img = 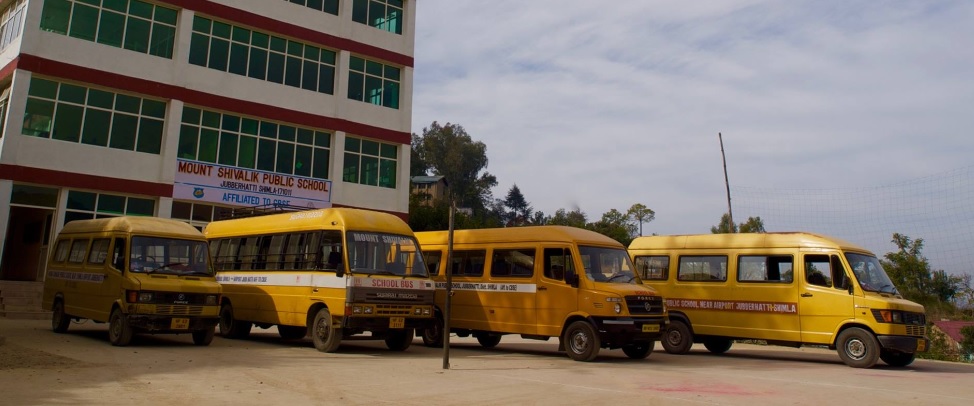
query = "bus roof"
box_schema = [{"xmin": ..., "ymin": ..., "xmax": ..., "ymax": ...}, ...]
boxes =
[
  {"xmin": 202, "ymin": 207, "xmax": 413, "ymax": 238},
  {"xmin": 628, "ymin": 232, "xmax": 870, "ymax": 253},
  {"xmin": 58, "ymin": 216, "xmax": 203, "ymax": 238},
  {"xmin": 416, "ymin": 226, "xmax": 623, "ymax": 248}
]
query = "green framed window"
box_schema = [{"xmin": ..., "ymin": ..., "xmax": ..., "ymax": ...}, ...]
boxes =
[
  {"xmin": 347, "ymin": 56, "xmax": 400, "ymax": 109},
  {"xmin": 179, "ymin": 106, "xmax": 332, "ymax": 181},
  {"xmin": 0, "ymin": 0, "xmax": 29, "ymax": 51},
  {"xmin": 352, "ymin": 0, "xmax": 402, "ymax": 35},
  {"xmin": 286, "ymin": 0, "xmax": 339, "ymax": 16},
  {"xmin": 189, "ymin": 16, "xmax": 337, "ymax": 95},
  {"xmin": 23, "ymin": 77, "xmax": 166, "ymax": 154},
  {"xmin": 342, "ymin": 136, "xmax": 397, "ymax": 188},
  {"xmin": 39, "ymin": 0, "xmax": 177, "ymax": 58},
  {"xmin": 64, "ymin": 190, "xmax": 155, "ymax": 224}
]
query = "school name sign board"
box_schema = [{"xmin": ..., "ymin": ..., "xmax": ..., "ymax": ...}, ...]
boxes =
[{"xmin": 173, "ymin": 159, "xmax": 332, "ymax": 208}]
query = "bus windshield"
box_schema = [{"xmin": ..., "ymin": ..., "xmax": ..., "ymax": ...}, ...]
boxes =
[
  {"xmin": 579, "ymin": 245, "xmax": 638, "ymax": 284},
  {"xmin": 347, "ymin": 231, "xmax": 429, "ymax": 278},
  {"xmin": 845, "ymin": 252, "xmax": 898, "ymax": 295},
  {"xmin": 130, "ymin": 236, "xmax": 212, "ymax": 276}
]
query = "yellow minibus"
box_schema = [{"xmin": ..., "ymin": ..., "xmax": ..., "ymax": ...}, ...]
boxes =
[
  {"xmin": 416, "ymin": 226, "xmax": 668, "ymax": 361},
  {"xmin": 203, "ymin": 207, "xmax": 435, "ymax": 352},
  {"xmin": 628, "ymin": 232, "xmax": 929, "ymax": 368},
  {"xmin": 42, "ymin": 217, "xmax": 221, "ymax": 346}
]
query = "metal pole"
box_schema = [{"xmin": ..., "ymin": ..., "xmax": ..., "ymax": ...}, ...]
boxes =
[
  {"xmin": 442, "ymin": 200, "xmax": 455, "ymax": 369},
  {"xmin": 719, "ymin": 132, "xmax": 734, "ymax": 228}
]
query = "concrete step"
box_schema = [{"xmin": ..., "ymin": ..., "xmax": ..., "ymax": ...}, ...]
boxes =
[
  {"xmin": 1, "ymin": 296, "xmax": 43, "ymax": 307},
  {"xmin": 0, "ymin": 310, "xmax": 51, "ymax": 320}
]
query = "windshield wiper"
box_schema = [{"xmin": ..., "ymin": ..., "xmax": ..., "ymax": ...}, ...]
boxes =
[{"xmin": 606, "ymin": 274, "xmax": 634, "ymax": 283}]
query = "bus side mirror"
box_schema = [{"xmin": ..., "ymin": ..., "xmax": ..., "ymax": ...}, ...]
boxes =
[{"xmin": 566, "ymin": 269, "xmax": 579, "ymax": 288}]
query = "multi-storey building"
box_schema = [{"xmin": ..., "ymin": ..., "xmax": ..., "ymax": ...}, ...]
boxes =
[{"xmin": 0, "ymin": 0, "xmax": 415, "ymax": 282}]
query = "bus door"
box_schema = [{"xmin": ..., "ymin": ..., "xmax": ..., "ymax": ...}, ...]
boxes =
[
  {"xmin": 487, "ymin": 248, "xmax": 537, "ymax": 334},
  {"xmin": 536, "ymin": 247, "xmax": 577, "ymax": 337},
  {"xmin": 799, "ymin": 253, "xmax": 854, "ymax": 344}
]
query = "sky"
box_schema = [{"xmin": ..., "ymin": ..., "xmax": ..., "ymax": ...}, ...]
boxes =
[{"xmin": 410, "ymin": 1, "xmax": 974, "ymax": 241}]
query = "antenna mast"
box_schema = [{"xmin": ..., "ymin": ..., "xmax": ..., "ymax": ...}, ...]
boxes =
[{"xmin": 719, "ymin": 132, "xmax": 734, "ymax": 227}]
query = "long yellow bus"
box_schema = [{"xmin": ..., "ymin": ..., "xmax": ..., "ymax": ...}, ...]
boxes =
[
  {"xmin": 628, "ymin": 232, "xmax": 929, "ymax": 368},
  {"xmin": 416, "ymin": 226, "xmax": 668, "ymax": 361},
  {"xmin": 42, "ymin": 217, "xmax": 221, "ymax": 346},
  {"xmin": 203, "ymin": 207, "xmax": 435, "ymax": 352}
]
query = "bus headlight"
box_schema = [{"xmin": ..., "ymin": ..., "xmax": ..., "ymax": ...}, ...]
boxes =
[
  {"xmin": 614, "ymin": 303, "xmax": 622, "ymax": 314},
  {"xmin": 127, "ymin": 291, "xmax": 154, "ymax": 303},
  {"xmin": 204, "ymin": 295, "xmax": 219, "ymax": 306}
]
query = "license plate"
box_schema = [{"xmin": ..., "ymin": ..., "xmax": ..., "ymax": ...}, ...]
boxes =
[
  {"xmin": 917, "ymin": 339, "xmax": 926, "ymax": 352},
  {"xmin": 171, "ymin": 318, "xmax": 190, "ymax": 330},
  {"xmin": 642, "ymin": 324, "xmax": 660, "ymax": 333},
  {"xmin": 389, "ymin": 317, "xmax": 405, "ymax": 329}
]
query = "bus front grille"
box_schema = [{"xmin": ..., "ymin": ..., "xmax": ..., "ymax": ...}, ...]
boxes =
[{"xmin": 155, "ymin": 305, "xmax": 205, "ymax": 316}]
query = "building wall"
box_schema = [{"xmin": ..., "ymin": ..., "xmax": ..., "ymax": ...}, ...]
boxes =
[{"xmin": 0, "ymin": 0, "xmax": 416, "ymax": 280}]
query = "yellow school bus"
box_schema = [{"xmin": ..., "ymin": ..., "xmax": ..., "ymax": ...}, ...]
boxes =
[
  {"xmin": 628, "ymin": 232, "xmax": 929, "ymax": 368},
  {"xmin": 42, "ymin": 217, "xmax": 221, "ymax": 346},
  {"xmin": 416, "ymin": 226, "xmax": 667, "ymax": 361},
  {"xmin": 203, "ymin": 207, "xmax": 435, "ymax": 352}
]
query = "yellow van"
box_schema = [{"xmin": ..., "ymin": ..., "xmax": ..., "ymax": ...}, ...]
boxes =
[
  {"xmin": 204, "ymin": 208, "xmax": 435, "ymax": 352},
  {"xmin": 42, "ymin": 217, "xmax": 221, "ymax": 346},
  {"xmin": 416, "ymin": 226, "xmax": 668, "ymax": 361},
  {"xmin": 628, "ymin": 232, "xmax": 929, "ymax": 368}
]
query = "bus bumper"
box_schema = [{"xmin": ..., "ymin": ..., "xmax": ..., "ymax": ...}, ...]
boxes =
[
  {"xmin": 592, "ymin": 316, "xmax": 667, "ymax": 347},
  {"xmin": 126, "ymin": 314, "xmax": 219, "ymax": 332},
  {"xmin": 344, "ymin": 316, "xmax": 435, "ymax": 330},
  {"xmin": 878, "ymin": 335, "xmax": 930, "ymax": 354}
]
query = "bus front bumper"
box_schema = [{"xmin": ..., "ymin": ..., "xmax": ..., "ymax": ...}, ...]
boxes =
[
  {"xmin": 878, "ymin": 335, "xmax": 930, "ymax": 354},
  {"xmin": 126, "ymin": 314, "xmax": 219, "ymax": 332},
  {"xmin": 592, "ymin": 316, "xmax": 667, "ymax": 347}
]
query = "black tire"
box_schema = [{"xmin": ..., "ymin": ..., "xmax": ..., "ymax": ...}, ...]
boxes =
[
  {"xmin": 880, "ymin": 350, "xmax": 916, "ymax": 367},
  {"xmin": 52, "ymin": 300, "xmax": 70, "ymax": 333},
  {"xmin": 192, "ymin": 326, "xmax": 215, "ymax": 346},
  {"xmin": 563, "ymin": 321, "xmax": 600, "ymax": 362},
  {"xmin": 278, "ymin": 325, "xmax": 308, "ymax": 340},
  {"xmin": 703, "ymin": 337, "xmax": 733, "ymax": 354},
  {"xmin": 108, "ymin": 308, "xmax": 133, "ymax": 346},
  {"xmin": 420, "ymin": 314, "xmax": 444, "ymax": 347},
  {"xmin": 475, "ymin": 333, "xmax": 502, "ymax": 348},
  {"xmin": 836, "ymin": 327, "xmax": 880, "ymax": 368},
  {"xmin": 661, "ymin": 320, "xmax": 693, "ymax": 354},
  {"xmin": 219, "ymin": 303, "xmax": 252, "ymax": 339},
  {"xmin": 622, "ymin": 341, "xmax": 654, "ymax": 359},
  {"xmin": 385, "ymin": 329, "xmax": 415, "ymax": 351},
  {"xmin": 311, "ymin": 308, "xmax": 342, "ymax": 353}
]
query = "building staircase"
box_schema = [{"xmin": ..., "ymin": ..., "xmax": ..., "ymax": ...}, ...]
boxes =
[{"xmin": 0, "ymin": 281, "xmax": 50, "ymax": 320}]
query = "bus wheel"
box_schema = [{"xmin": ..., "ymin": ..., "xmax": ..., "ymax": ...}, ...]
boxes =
[
  {"xmin": 385, "ymin": 329, "xmax": 415, "ymax": 351},
  {"xmin": 622, "ymin": 341, "xmax": 654, "ymax": 359},
  {"xmin": 219, "ymin": 303, "xmax": 252, "ymax": 339},
  {"xmin": 192, "ymin": 326, "xmax": 215, "ymax": 346},
  {"xmin": 836, "ymin": 327, "xmax": 880, "ymax": 368},
  {"xmin": 662, "ymin": 320, "xmax": 693, "ymax": 354},
  {"xmin": 703, "ymin": 337, "xmax": 733, "ymax": 354},
  {"xmin": 421, "ymin": 315, "xmax": 444, "ymax": 347},
  {"xmin": 278, "ymin": 325, "xmax": 308, "ymax": 340},
  {"xmin": 880, "ymin": 350, "xmax": 915, "ymax": 367},
  {"xmin": 312, "ymin": 308, "xmax": 342, "ymax": 353},
  {"xmin": 108, "ymin": 308, "xmax": 133, "ymax": 346},
  {"xmin": 475, "ymin": 333, "xmax": 502, "ymax": 348},
  {"xmin": 563, "ymin": 321, "xmax": 600, "ymax": 362},
  {"xmin": 52, "ymin": 300, "xmax": 70, "ymax": 333}
]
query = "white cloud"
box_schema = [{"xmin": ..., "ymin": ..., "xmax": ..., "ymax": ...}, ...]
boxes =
[{"xmin": 412, "ymin": 1, "xmax": 974, "ymax": 236}]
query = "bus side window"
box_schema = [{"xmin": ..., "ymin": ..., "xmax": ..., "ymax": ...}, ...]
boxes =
[
  {"xmin": 634, "ymin": 255, "xmax": 669, "ymax": 281},
  {"xmin": 804, "ymin": 255, "xmax": 832, "ymax": 287},
  {"xmin": 830, "ymin": 255, "xmax": 849, "ymax": 290},
  {"xmin": 424, "ymin": 250, "xmax": 442, "ymax": 276},
  {"xmin": 112, "ymin": 238, "xmax": 125, "ymax": 271},
  {"xmin": 543, "ymin": 248, "xmax": 566, "ymax": 281}
]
